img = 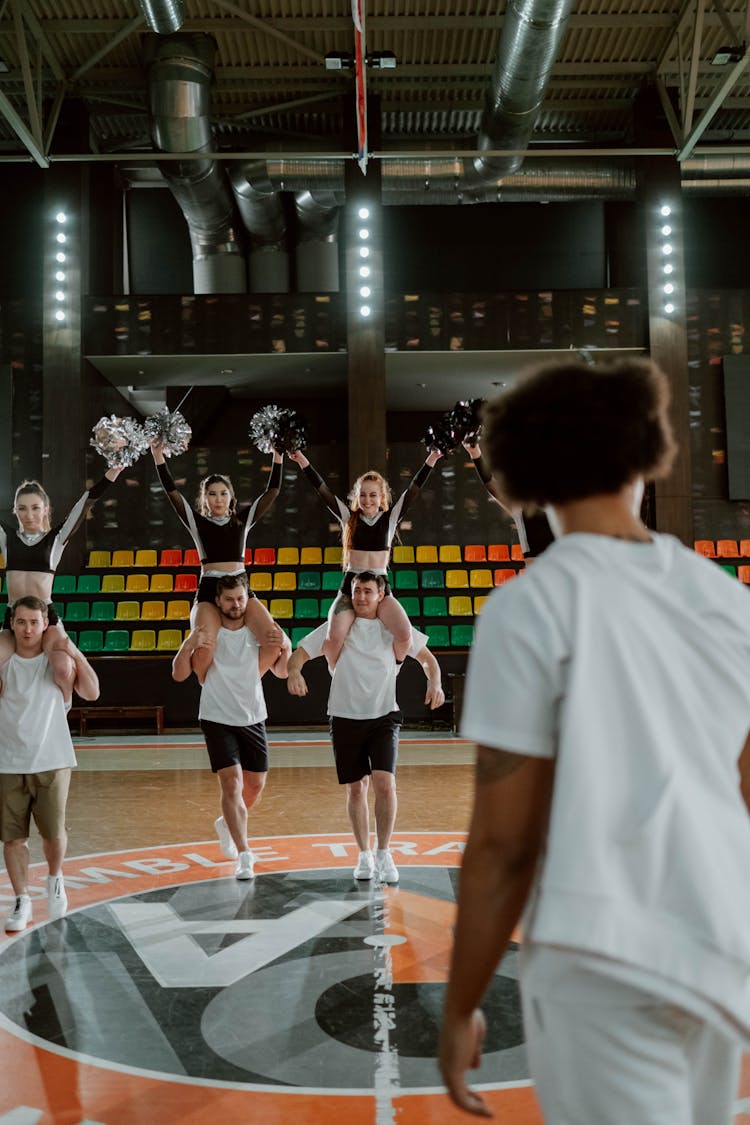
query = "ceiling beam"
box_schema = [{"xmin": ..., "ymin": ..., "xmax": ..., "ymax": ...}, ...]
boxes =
[
  {"xmin": 211, "ymin": 0, "xmax": 326, "ymax": 64},
  {"xmin": 0, "ymin": 87, "xmax": 47, "ymax": 165},
  {"xmin": 11, "ymin": 0, "xmax": 43, "ymax": 158},
  {"xmin": 70, "ymin": 14, "xmax": 144, "ymax": 82},
  {"xmin": 678, "ymin": 49, "xmax": 750, "ymax": 158},
  {"xmin": 683, "ymin": 0, "xmax": 707, "ymax": 133}
]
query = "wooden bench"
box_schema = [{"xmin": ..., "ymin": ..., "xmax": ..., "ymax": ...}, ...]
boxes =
[{"xmin": 68, "ymin": 705, "xmax": 165, "ymax": 736}]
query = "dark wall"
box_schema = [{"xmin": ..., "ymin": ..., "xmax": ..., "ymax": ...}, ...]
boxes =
[
  {"xmin": 0, "ymin": 169, "xmax": 45, "ymax": 298},
  {"xmin": 126, "ymin": 188, "xmax": 193, "ymax": 294},
  {"xmin": 683, "ymin": 198, "xmax": 750, "ymax": 288}
]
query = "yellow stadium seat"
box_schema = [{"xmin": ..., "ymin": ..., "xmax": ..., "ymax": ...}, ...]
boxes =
[
  {"xmin": 88, "ymin": 551, "xmax": 111, "ymax": 568},
  {"xmin": 277, "ymin": 547, "xmax": 300, "ymax": 565},
  {"xmin": 273, "ymin": 571, "xmax": 297, "ymax": 591},
  {"xmin": 324, "ymin": 546, "xmax": 343, "ymax": 565},
  {"xmin": 470, "ymin": 568, "xmax": 493, "ymax": 588},
  {"xmin": 446, "ymin": 569, "xmax": 469, "ymax": 588},
  {"xmin": 125, "ymin": 574, "xmax": 149, "ymax": 593},
  {"xmin": 101, "ymin": 575, "xmax": 125, "ymax": 593},
  {"xmin": 439, "ymin": 544, "xmax": 462, "ymax": 563},
  {"xmin": 166, "ymin": 600, "xmax": 191, "ymax": 620},
  {"xmin": 249, "ymin": 572, "xmax": 272, "ymax": 592},
  {"xmin": 449, "ymin": 596, "xmax": 473, "ymax": 616},
  {"xmin": 141, "ymin": 600, "xmax": 165, "ymax": 621},
  {"xmin": 150, "ymin": 573, "xmax": 173, "ymax": 593},
  {"xmin": 474, "ymin": 596, "xmax": 488, "ymax": 614},
  {"xmin": 300, "ymin": 547, "xmax": 323, "ymax": 565},
  {"xmin": 392, "ymin": 546, "xmax": 415, "ymax": 564},
  {"xmin": 112, "ymin": 550, "xmax": 134, "ymax": 568},
  {"xmin": 416, "ymin": 545, "xmax": 438, "ymax": 563},
  {"xmin": 130, "ymin": 629, "xmax": 156, "ymax": 651},
  {"xmin": 270, "ymin": 598, "xmax": 294, "ymax": 619},
  {"xmin": 135, "ymin": 549, "xmax": 157, "ymax": 568},
  {"xmin": 115, "ymin": 601, "xmax": 140, "ymax": 621},
  {"xmin": 157, "ymin": 629, "xmax": 183, "ymax": 651}
]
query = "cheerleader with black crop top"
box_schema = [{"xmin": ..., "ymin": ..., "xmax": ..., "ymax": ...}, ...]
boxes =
[
  {"xmin": 0, "ymin": 468, "xmax": 122, "ymax": 697},
  {"xmin": 151, "ymin": 441, "xmax": 286, "ymax": 683},
  {"xmin": 463, "ymin": 440, "xmax": 554, "ymax": 561},
  {"xmin": 289, "ymin": 448, "xmax": 442, "ymax": 666}
]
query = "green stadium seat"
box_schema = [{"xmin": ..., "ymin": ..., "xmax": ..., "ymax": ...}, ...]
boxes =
[
  {"xmin": 422, "ymin": 570, "xmax": 445, "ymax": 589},
  {"xmin": 394, "ymin": 570, "xmax": 418, "ymax": 590},
  {"xmin": 292, "ymin": 626, "xmax": 314, "ymax": 646},
  {"xmin": 298, "ymin": 571, "xmax": 321, "ymax": 591},
  {"xmin": 320, "ymin": 597, "xmax": 334, "ymax": 617},
  {"xmin": 423, "ymin": 596, "xmax": 448, "ymax": 617},
  {"xmin": 399, "ymin": 597, "xmax": 420, "ymax": 617},
  {"xmin": 90, "ymin": 601, "xmax": 115, "ymax": 623},
  {"xmin": 78, "ymin": 629, "xmax": 104, "ymax": 652},
  {"xmin": 52, "ymin": 575, "xmax": 76, "ymax": 594},
  {"xmin": 451, "ymin": 624, "xmax": 475, "ymax": 646},
  {"xmin": 425, "ymin": 624, "xmax": 449, "ymax": 647},
  {"xmin": 77, "ymin": 574, "xmax": 101, "ymax": 594},
  {"xmin": 66, "ymin": 630, "xmax": 77, "ymax": 646},
  {"xmin": 65, "ymin": 601, "xmax": 90, "ymax": 623},
  {"xmin": 721, "ymin": 564, "xmax": 737, "ymax": 576},
  {"xmin": 322, "ymin": 570, "xmax": 342, "ymax": 591},
  {"xmin": 103, "ymin": 630, "xmax": 129, "ymax": 653},
  {"xmin": 295, "ymin": 598, "xmax": 319, "ymax": 619}
]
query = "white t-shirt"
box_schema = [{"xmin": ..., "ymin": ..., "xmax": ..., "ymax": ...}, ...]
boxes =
[
  {"xmin": 462, "ymin": 532, "xmax": 750, "ymax": 1043},
  {"xmin": 0, "ymin": 653, "xmax": 76, "ymax": 773},
  {"xmin": 300, "ymin": 618, "xmax": 428, "ymax": 720},
  {"xmin": 199, "ymin": 626, "xmax": 267, "ymax": 727}
]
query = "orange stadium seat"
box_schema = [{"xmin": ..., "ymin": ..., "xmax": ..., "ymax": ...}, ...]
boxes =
[
  {"xmin": 488, "ymin": 544, "xmax": 510, "ymax": 562},
  {"xmin": 464, "ymin": 545, "xmax": 487, "ymax": 562},
  {"xmin": 159, "ymin": 549, "xmax": 182, "ymax": 567},
  {"xmin": 716, "ymin": 539, "xmax": 739, "ymax": 558},
  {"xmin": 254, "ymin": 548, "xmax": 276, "ymax": 565},
  {"xmin": 174, "ymin": 573, "xmax": 198, "ymax": 593},
  {"xmin": 693, "ymin": 540, "xmax": 715, "ymax": 557},
  {"xmin": 183, "ymin": 549, "xmax": 200, "ymax": 567}
]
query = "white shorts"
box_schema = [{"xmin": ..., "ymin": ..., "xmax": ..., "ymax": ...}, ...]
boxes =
[{"xmin": 520, "ymin": 945, "xmax": 741, "ymax": 1125}]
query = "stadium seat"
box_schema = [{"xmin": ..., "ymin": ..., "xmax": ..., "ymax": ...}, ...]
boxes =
[
  {"xmin": 446, "ymin": 569, "xmax": 469, "ymax": 588},
  {"xmin": 716, "ymin": 539, "xmax": 739, "ymax": 558},
  {"xmin": 174, "ymin": 573, "xmax": 198, "ymax": 593},
  {"xmin": 392, "ymin": 546, "xmax": 415, "ymax": 564},
  {"xmin": 166, "ymin": 600, "xmax": 191, "ymax": 620},
  {"xmin": 470, "ymin": 569, "xmax": 493, "ymax": 588},
  {"xmin": 77, "ymin": 575, "xmax": 101, "ymax": 594},
  {"xmin": 423, "ymin": 596, "xmax": 448, "ymax": 617},
  {"xmin": 322, "ymin": 570, "xmax": 342, "ymax": 591},
  {"xmin": 421, "ymin": 570, "xmax": 445, "ymax": 589},
  {"xmin": 125, "ymin": 574, "xmax": 149, "ymax": 593},
  {"xmin": 292, "ymin": 626, "xmax": 314, "ymax": 646},
  {"xmin": 141, "ymin": 600, "xmax": 166, "ymax": 621},
  {"xmin": 115, "ymin": 601, "xmax": 140, "ymax": 621},
  {"xmin": 274, "ymin": 572, "xmax": 297, "ymax": 591},
  {"xmin": 416, "ymin": 545, "xmax": 438, "ymax": 564},
  {"xmin": 494, "ymin": 569, "xmax": 516, "ymax": 586},
  {"xmin": 464, "ymin": 545, "xmax": 487, "ymax": 562},
  {"xmin": 159, "ymin": 549, "xmax": 182, "ymax": 567},
  {"xmin": 320, "ymin": 597, "xmax": 334, "ymax": 617},
  {"xmin": 721, "ymin": 565, "xmax": 737, "ymax": 577},
  {"xmin": 451, "ymin": 624, "xmax": 474, "ymax": 646},
  {"xmin": 740, "ymin": 540, "xmax": 750, "ymax": 558},
  {"xmin": 157, "ymin": 629, "xmax": 182, "ymax": 651},
  {"xmin": 254, "ymin": 547, "xmax": 276, "ymax": 566},
  {"xmin": 488, "ymin": 544, "xmax": 510, "ymax": 562},
  {"xmin": 244, "ymin": 548, "xmax": 253, "ymax": 565},
  {"xmin": 449, "ymin": 596, "xmax": 473, "ymax": 616},
  {"xmin": 249, "ymin": 572, "xmax": 272, "ymax": 592},
  {"xmin": 65, "ymin": 630, "xmax": 76, "ymax": 646},
  {"xmin": 474, "ymin": 596, "xmax": 488, "ymax": 614},
  {"xmin": 277, "ymin": 547, "xmax": 300, "ymax": 565},
  {"xmin": 693, "ymin": 540, "xmax": 715, "ymax": 557},
  {"xmin": 399, "ymin": 597, "xmax": 420, "ymax": 617},
  {"xmin": 150, "ymin": 573, "xmax": 173, "ymax": 593},
  {"xmin": 183, "ymin": 549, "xmax": 200, "ymax": 567},
  {"xmin": 425, "ymin": 624, "xmax": 450, "ymax": 647},
  {"xmin": 298, "ymin": 571, "xmax": 321, "ymax": 591},
  {"xmin": 101, "ymin": 575, "xmax": 125, "ymax": 593},
  {"xmin": 78, "ymin": 630, "xmax": 104, "ymax": 653},
  {"xmin": 130, "ymin": 629, "xmax": 156, "ymax": 651},
  {"xmin": 87, "ymin": 551, "xmax": 111, "ymax": 568},
  {"xmin": 511, "ymin": 545, "xmax": 524, "ymax": 562},
  {"xmin": 52, "ymin": 575, "xmax": 76, "ymax": 595},
  {"xmin": 112, "ymin": 550, "xmax": 134, "ymax": 568},
  {"xmin": 301, "ymin": 547, "xmax": 323, "ymax": 565},
  {"xmin": 439, "ymin": 545, "xmax": 462, "ymax": 563},
  {"xmin": 394, "ymin": 570, "xmax": 418, "ymax": 590},
  {"xmin": 738, "ymin": 566, "xmax": 750, "ymax": 584},
  {"xmin": 135, "ymin": 550, "xmax": 157, "ymax": 568},
  {"xmin": 295, "ymin": 598, "xmax": 319, "ymax": 619},
  {"xmin": 323, "ymin": 546, "xmax": 342, "ymax": 565},
  {"xmin": 103, "ymin": 630, "xmax": 129, "ymax": 653},
  {"xmin": 64, "ymin": 602, "xmax": 89, "ymax": 623},
  {"xmin": 90, "ymin": 601, "xmax": 115, "ymax": 623},
  {"xmin": 270, "ymin": 599, "xmax": 293, "ymax": 619}
]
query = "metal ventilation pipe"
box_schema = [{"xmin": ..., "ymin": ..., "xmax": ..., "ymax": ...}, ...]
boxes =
[
  {"xmin": 137, "ymin": 0, "xmax": 185, "ymax": 34},
  {"xmin": 145, "ymin": 33, "xmax": 245, "ymax": 294},
  {"xmin": 471, "ymin": 0, "xmax": 574, "ymax": 187},
  {"xmin": 294, "ymin": 189, "xmax": 342, "ymax": 291},
  {"xmin": 228, "ymin": 162, "xmax": 289, "ymax": 292}
]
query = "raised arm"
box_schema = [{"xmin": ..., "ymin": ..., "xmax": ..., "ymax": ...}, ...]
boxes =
[
  {"xmin": 392, "ymin": 449, "xmax": 442, "ymax": 521},
  {"xmin": 238, "ymin": 451, "xmax": 283, "ymax": 529},
  {"xmin": 463, "ymin": 441, "xmax": 512, "ymax": 515},
  {"xmin": 53, "ymin": 466, "xmax": 124, "ymax": 554},
  {"xmin": 151, "ymin": 440, "xmax": 189, "ymax": 523},
  {"xmin": 287, "ymin": 451, "xmax": 348, "ymax": 522},
  {"xmin": 414, "ymin": 645, "xmax": 445, "ymax": 710}
]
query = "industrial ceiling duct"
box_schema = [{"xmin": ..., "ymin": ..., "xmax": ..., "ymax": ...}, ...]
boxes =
[
  {"xmin": 470, "ymin": 0, "xmax": 574, "ymax": 188},
  {"xmin": 294, "ymin": 189, "xmax": 342, "ymax": 292},
  {"xmin": 228, "ymin": 162, "xmax": 289, "ymax": 293},
  {"xmin": 145, "ymin": 33, "xmax": 246, "ymax": 294},
  {"xmin": 137, "ymin": 0, "xmax": 185, "ymax": 35}
]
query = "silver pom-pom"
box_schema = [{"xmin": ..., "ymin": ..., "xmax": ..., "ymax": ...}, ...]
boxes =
[
  {"xmin": 90, "ymin": 415, "xmax": 149, "ymax": 469},
  {"xmin": 249, "ymin": 404, "xmax": 307, "ymax": 455},
  {"xmin": 143, "ymin": 406, "xmax": 192, "ymax": 458}
]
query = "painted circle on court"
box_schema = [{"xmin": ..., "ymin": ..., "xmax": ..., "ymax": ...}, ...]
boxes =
[{"xmin": 0, "ymin": 833, "xmax": 543, "ymax": 1123}]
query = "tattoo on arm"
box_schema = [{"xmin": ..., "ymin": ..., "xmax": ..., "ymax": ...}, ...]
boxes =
[
  {"xmin": 475, "ymin": 746, "xmax": 527, "ymax": 784},
  {"xmin": 332, "ymin": 596, "xmax": 353, "ymax": 616}
]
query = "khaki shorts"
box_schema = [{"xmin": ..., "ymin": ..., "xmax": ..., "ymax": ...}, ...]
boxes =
[{"xmin": 0, "ymin": 769, "xmax": 71, "ymax": 842}]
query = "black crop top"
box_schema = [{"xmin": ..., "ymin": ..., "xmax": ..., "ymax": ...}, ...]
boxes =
[
  {"xmin": 156, "ymin": 461, "xmax": 282, "ymax": 565},
  {"xmin": 0, "ymin": 476, "xmax": 114, "ymax": 575}
]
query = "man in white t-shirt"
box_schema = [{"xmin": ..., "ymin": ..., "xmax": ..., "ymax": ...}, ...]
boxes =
[
  {"xmin": 173, "ymin": 573, "xmax": 289, "ymax": 880},
  {"xmin": 287, "ymin": 571, "xmax": 444, "ymax": 884},
  {"xmin": 439, "ymin": 358, "xmax": 750, "ymax": 1124},
  {"xmin": 0, "ymin": 596, "xmax": 100, "ymax": 933}
]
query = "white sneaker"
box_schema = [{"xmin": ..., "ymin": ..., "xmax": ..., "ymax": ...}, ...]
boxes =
[
  {"xmin": 353, "ymin": 850, "xmax": 375, "ymax": 880},
  {"xmin": 235, "ymin": 850, "xmax": 255, "ymax": 880},
  {"xmin": 376, "ymin": 850, "xmax": 400, "ymax": 884},
  {"xmin": 47, "ymin": 875, "xmax": 68, "ymax": 921},
  {"xmin": 215, "ymin": 816, "xmax": 239, "ymax": 860},
  {"xmin": 5, "ymin": 895, "xmax": 32, "ymax": 932}
]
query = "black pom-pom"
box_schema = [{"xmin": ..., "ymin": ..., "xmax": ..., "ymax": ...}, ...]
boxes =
[
  {"xmin": 422, "ymin": 415, "xmax": 458, "ymax": 455},
  {"xmin": 249, "ymin": 405, "xmax": 307, "ymax": 455},
  {"xmin": 450, "ymin": 398, "xmax": 485, "ymax": 444}
]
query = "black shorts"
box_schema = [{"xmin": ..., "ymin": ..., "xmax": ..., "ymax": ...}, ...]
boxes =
[
  {"xmin": 3, "ymin": 603, "xmax": 59, "ymax": 629},
  {"xmin": 329, "ymin": 711, "xmax": 401, "ymax": 784},
  {"xmin": 196, "ymin": 574, "xmax": 257, "ymax": 606},
  {"xmin": 200, "ymin": 719, "xmax": 269, "ymax": 774},
  {"xmin": 338, "ymin": 571, "xmax": 393, "ymax": 599}
]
